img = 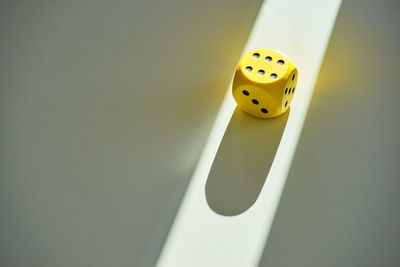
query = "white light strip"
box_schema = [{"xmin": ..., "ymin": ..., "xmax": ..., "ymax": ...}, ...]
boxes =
[{"xmin": 156, "ymin": 1, "xmax": 341, "ymax": 266}]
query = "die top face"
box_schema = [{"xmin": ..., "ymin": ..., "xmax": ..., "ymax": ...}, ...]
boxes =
[{"xmin": 238, "ymin": 48, "xmax": 289, "ymax": 84}]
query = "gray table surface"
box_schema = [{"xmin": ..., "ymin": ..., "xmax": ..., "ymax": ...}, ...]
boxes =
[
  {"xmin": 259, "ymin": 0, "xmax": 400, "ymax": 266},
  {"xmin": 0, "ymin": 1, "xmax": 262, "ymax": 266},
  {"xmin": 2, "ymin": 0, "xmax": 399, "ymax": 266}
]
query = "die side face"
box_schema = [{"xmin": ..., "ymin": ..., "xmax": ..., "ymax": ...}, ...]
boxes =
[
  {"xmin": 281, "ymin": 70, "xmax": 298, "ymax": 112},
  {"xmin": 232, "ymin": 83, "xmax": 280, "ymax": 118},
  {"xmin": 232, "ymin": 48, "xmax": 298, "ymax": 118}
]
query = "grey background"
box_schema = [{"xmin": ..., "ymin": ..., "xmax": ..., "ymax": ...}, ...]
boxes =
[
  {"xmin": 2, "ymin": 0, "xmax": 399, "ymax": 266},
  {"xmin": 0, "ymin": 0, "xmax": 262, "ymax": 266},
  {"xmin": 260, "ymin": 0, "xmax": 400, "ymax": 266}
]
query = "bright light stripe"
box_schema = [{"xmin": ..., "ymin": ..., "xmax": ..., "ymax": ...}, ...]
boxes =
[{"xmin": 156, "ymin": 1, "xmax": 342, "ymax": 266}]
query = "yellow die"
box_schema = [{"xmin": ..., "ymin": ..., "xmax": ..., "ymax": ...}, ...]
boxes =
[{"xmin": 232, "ymin": 48, "xmax": 298, "ymax": 118}]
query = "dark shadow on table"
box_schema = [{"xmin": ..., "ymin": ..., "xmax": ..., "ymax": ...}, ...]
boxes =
[{"xmin": 205, "ymin": 107, "xmax": 289, "ymax": 216}]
